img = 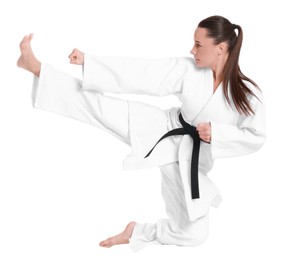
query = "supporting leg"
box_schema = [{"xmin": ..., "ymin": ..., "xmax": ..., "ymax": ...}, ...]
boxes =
[{"xmin": 129, "ymin": 162, "xmax": 209, "ymax": 252}]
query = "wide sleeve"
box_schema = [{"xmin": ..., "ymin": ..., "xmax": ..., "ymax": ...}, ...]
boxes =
[
  {"xmin": 82, "ymin": 54, "xmax": 192, "ymax": 96},
  {"xmin": 210, "ymin": 89, "xmax": 266, "ymax": 159}
]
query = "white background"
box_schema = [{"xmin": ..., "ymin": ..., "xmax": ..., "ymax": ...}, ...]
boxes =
[{"xmin": 1, "ymin": 0, "xmax": 285, "ymax": 259}]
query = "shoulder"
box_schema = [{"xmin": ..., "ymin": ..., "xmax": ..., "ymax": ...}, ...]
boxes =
[
  {"xmin": 176, "ymin": 57, "xmax": 206, "ymax": 75},
  {"xmin": 179, "ymin": 57, "xmax": 196, "ymax": 67}
]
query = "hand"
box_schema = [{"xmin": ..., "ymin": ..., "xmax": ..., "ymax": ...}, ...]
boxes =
[
  {"xmin": 68, "ymin": 48, "xmax": 84, "ymax": 65},
  {"xmin": 197, "ymin": 122, "xmax": 211, "ymax": 143}
]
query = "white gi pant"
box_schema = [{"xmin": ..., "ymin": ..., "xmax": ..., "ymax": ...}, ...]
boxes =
[{"xmin": 32, "ymin": 64, "xmax": 209, "ymax": 252}]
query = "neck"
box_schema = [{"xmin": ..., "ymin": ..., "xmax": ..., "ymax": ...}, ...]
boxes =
[{"xmin": 211, "ymin": 54, "xmax": 228, "ymax": 92}]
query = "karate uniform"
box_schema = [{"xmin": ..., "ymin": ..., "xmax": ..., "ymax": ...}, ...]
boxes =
[{"xmin": 31, "ymin": 55, "xmax": 266, "ymax": 251}]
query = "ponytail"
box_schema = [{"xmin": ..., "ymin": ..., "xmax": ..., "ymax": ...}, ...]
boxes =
[{"xmin": 223, "ymin": 24, "xmax": 260, "ymax": 116}]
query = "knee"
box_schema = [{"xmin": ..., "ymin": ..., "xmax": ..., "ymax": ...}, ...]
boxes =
[{"xmin": 156, "ymin": 217, "xmax": 209, "ymax": 247}]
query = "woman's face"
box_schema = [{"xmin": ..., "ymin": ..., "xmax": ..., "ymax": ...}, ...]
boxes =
[{"xmin": 190, "ymin": 27, "xmax": 220, "ymax": 69}]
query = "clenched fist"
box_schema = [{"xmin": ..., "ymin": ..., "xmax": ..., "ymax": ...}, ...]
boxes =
[
  {"xmin": 197, "ymin": 122, "xmax": 211, "ymax": 143},
  {"xmin": 68, "ymin": 48, "xmax": 84, "ymax": 65}
]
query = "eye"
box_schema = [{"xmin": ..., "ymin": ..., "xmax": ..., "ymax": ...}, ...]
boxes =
[{"xmin": 196, "ymin": 43, "xmax": 201, "ymax": 48}]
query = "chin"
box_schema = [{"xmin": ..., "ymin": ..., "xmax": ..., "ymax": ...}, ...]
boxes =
[
  {"xmin": 193, "ymin": 59, "xmax": 202, "ymax": 67},
  {"xmin": 194, "ymin": 62, "xmax": 205, "ymax": 68}
]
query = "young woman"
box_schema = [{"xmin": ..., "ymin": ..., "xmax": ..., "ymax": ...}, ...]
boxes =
[{"xmin": 17, "ymin": 15, "xmax": 266, "ymax": 252}]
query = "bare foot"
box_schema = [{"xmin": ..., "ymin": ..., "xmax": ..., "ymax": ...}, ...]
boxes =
[
  {"xmin": 17, "ymin": 34, "xmax": 41, "ymax": 77},
  {"xmin": 99, "ymin": 221, "xmax": 136, "ymax": 248}
]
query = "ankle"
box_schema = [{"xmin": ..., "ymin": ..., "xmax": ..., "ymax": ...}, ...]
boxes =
[{"xmin": 32, "ymin": 61, "xmax": 41, "ymax": 77}]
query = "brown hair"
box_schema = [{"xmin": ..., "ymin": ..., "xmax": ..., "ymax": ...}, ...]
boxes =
[{"xmin": 198, "ymin": 15, "xmax": 260, "ymax": 116}]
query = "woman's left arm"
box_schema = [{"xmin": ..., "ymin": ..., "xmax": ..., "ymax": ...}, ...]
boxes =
[{"xmin": 209, "ymin": 92, "xmax": 266, "ymax": 159}]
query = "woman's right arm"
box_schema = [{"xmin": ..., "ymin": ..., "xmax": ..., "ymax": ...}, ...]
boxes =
[{"xmin": 70, "ymin": 50, "xmax": 192, "ymax": 96}]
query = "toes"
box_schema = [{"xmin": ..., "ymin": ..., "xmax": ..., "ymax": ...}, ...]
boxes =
[
  {"xmin": 99, "ymin": 238, "xmax": 112, "ymax": 248},
  {"xmin": 20, "ymin": 34, "xmax": 33, "ymax": 50}
]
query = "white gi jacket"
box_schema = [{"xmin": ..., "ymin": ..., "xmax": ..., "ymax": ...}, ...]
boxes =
[{"xmin": 82, "ymin": 55, "xmax": 266, "ymax": 221}]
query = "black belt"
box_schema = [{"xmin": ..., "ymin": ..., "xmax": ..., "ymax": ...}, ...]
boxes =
[{"xmin": 145, "ymin": 113, "xmax": 202, "ymax": 199}]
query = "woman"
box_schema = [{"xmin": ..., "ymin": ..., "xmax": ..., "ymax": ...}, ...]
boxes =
[{"xmin": 17, "ymin": 15, "xmax": 266, "ymax": 251}]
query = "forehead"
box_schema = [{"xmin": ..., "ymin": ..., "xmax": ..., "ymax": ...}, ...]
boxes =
[{"xmin": 194, "ymin": 27, "xmax": 212, "ymax": 42}]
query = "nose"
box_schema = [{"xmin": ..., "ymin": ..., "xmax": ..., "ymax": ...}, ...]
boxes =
[{"xmin": 190, "ymin": 47, "xmax": 196, "ymax": 55}]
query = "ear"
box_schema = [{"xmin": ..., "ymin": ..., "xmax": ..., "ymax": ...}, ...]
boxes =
[{"xmin": 217, "ymin": 42, "xmax": 227, "ymax": 55}]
